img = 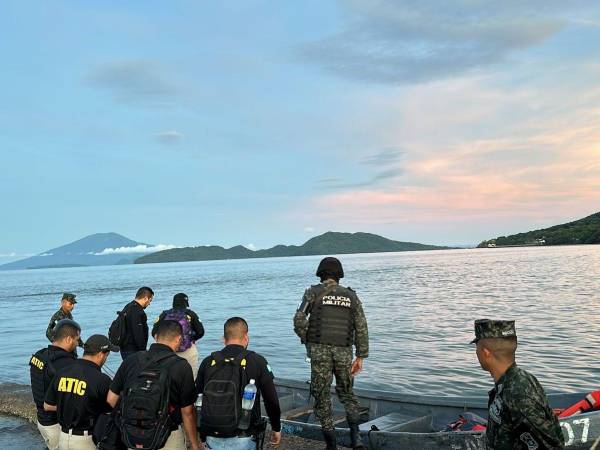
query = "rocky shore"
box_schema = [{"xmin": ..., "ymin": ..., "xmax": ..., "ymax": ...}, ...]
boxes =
[{"xmin": 0, "ymin": 383, "xmax": 345, "ymax": 450}]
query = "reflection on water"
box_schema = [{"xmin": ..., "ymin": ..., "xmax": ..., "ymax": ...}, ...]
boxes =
[{"xmin": 1, "ymin": 245, "xmax": 599, "ymax": 396}]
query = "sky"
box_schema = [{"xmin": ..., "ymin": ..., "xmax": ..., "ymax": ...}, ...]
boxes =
[{"xmin": 2, "ymin": 0, "xmax": 600, "ymax": 260}]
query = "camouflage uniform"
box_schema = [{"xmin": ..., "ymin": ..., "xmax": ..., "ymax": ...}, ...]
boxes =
[
  {"xmin": 46, "ymin": 307, "xmax": 84, "ymax": 346},
  {"xmin": 486, "ymin": 364, "xmax": 564, "ymax": 450},
  {"xmin": 294, "ymin": 279, "xmax": 369, "ymax": 430},
  {"xmin": 471, "ymin": 319, "xmax": 564, "ymax": 450},
  {"xmin": 46, "ymin": 308, "xmax": 74, "ymax": 342}
]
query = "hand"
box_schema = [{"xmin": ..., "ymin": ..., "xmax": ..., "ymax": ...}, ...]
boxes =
[
  {"xmin": 270, "ymin": 431, "xmax": 282, "ymax": 446},
  {"xmin": 350, "ymin": 357, "xmax": 363, "ymax": 376}
]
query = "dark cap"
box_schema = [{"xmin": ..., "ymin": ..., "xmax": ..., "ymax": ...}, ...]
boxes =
[
  {"xmin": 55, "ymin": 319, "xmax": 81, "ymax": 334},
  {"xmin": 471, "ymin": 319, "xmax": 517, "ymax": 344},
  {"xmin": 173, "ymin": 292, "xmax": 189, "ymax": 308},
  {"xmin": 62, "ymin": 293, "xmax": 77, "ymax": 303},
  {"xmin": 84, "ymin": 334, "xmax": 119, "ymax": 353},
  {"xmin": 316, "ymin": 257, "xmax": 344, "ymax": 279}
]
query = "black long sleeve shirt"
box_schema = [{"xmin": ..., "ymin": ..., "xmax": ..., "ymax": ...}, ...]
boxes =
[{"xmin": 121, "ymin": 301, "xmax": 148, "ymax": 352}]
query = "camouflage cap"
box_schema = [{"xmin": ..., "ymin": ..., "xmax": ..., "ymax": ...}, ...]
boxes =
[
  {"xmin": 62, "ymin": 293, "xmax": 77, "ymax": 303},
  {"xmin": 470, "ymin": 319, "xmax": 516, "ymax": 344}
]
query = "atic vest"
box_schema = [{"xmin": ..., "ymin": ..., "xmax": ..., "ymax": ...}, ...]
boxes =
[
  {"xmin": 306, "ymin": 284, "xmax": 355, "ymax": 347},
  {"xmin": 29, "ymin": 347, "xmax": 72, "ymax": 408}
]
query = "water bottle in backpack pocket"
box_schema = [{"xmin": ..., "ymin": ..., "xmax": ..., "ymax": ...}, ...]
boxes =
[{"xmin": 238, "ymin": 379, "xmax": 257, "ymax": 431}]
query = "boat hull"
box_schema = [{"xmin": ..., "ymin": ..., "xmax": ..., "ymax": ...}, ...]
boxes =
[{"xmin": 275, "ymin": 378, "xmax": 600, "ymax": 449}]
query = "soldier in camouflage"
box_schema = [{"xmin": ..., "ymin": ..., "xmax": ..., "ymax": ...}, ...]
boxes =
[
  {"xmin": 293, "ymin": 257, "xmax": 369, "ymax": 450},
  {"xmin": 46, "ymin": 293, "xmax": 83, "ymax": 347},
  {"xmin": 472, "ymin": 319, "xmax": 564, "ymax": 450}
]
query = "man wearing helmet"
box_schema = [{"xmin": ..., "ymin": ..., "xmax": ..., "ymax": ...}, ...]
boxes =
[{"xmin": 293, "ymin": 257, "xmax": 369, "ymax": 450}]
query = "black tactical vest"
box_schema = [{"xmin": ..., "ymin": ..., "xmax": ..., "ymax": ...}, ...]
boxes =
[
  {"xmin": 29, "ymin": 346, "xmax": 72, "ymax": 408},
  {"xmin": 306, "ymin": 284, "xmax": 355, "ymax": 347}
]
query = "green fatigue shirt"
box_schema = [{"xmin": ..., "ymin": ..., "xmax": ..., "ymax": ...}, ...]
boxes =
[
  {"xmin": 45, "ymin": 309, "xmax": 84, "ymax": 346},
  {"xmin": 293, "ymin": 279, "xmax": 369, "ymax": 358},
  {"xmin": 486, "ymin": 363, "xmax": 564, "ymax": 450}
]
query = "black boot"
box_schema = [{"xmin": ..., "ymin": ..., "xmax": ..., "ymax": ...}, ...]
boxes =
[
  {"xmin": 322, "ymin": 428, "xmax": 337, "ymax": 450},
  {"xmin": 348, "ymin": 420, "xmax": 366, "ymax": 450}
]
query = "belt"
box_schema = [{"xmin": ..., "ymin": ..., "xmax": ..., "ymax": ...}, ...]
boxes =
[{"xmin": 61, "ymin": 427, "xmax": 92, "ymax": 436}]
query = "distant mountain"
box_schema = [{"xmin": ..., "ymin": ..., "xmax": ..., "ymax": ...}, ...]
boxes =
[
  {"xmin": 0, "ymin": 233, "xmax": 151, "ymax": 270},
  {"xmin": 135, "ymin": 231, "xmax": 450, "ymax": 264},
  {"xmin": 477, "ymin": 212, "xmax": 600, "ymax": 248}
]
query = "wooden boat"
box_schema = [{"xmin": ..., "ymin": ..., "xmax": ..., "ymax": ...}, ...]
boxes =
[{"xmin": 275, "ymin": 378, "xmax": 600, "ymax": 449}]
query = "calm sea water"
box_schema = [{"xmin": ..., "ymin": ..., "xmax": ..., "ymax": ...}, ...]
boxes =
[{"xmin": 1, "ymin": 246, "xmax": 599, "ymax": 397}]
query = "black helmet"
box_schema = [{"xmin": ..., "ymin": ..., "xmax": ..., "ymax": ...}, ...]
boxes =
[
  {"xmin": 173, "ymin": 292, "xmax": 189, "ymax": 308},
  {"xmin": 316, "ymin": 257, "xmax": 344, "ymax": 279}
]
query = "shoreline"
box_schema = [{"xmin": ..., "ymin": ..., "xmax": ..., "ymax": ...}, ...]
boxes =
[{"xmin": 0, "ymin": 382, "xmax": 339, "ymax": 450}]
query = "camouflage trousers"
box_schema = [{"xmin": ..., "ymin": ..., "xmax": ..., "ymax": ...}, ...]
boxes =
[{"xmin": 307, "ymin": 343, "xmax": 362, "ymax": 431}]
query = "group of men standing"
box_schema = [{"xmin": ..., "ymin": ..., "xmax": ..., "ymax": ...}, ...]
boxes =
[{"xmin": 31, "ymin": 257, "xmax": 566, "ymax": 450}]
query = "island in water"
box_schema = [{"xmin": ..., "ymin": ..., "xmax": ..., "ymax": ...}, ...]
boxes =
[
  {"xmin": 478, "ymin": 211, "xmax": 600, "ymax": 248},
  {"xmin": 135, "ymin": 231, "xmax": 450, "ymax": 264}
]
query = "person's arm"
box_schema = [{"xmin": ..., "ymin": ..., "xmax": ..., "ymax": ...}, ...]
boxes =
[
  {"xmin": 509, "ymin": 383, "xmax": 565, "ymax": 449},
  {"xmin": 256, "ymin": 356, "xmax": 281, "ymax": 443},
  {"xmin": 45, "ymin": 314, "xmax": 57, "ymax": 342},
  {"xmin": 43, "ymin": 374, "xmax": 59, "ymax": 411},
  {"xmin": 131, "ymin": 307, "xmax": 147, "ymax": 351},
  {"xmin": 107, "ymin": 390, "xmax": 120, "ymax": 408},
  {"xmin": 351, "ymin": 295, "xmax": 368, "ymax": 376},
  {"xmin": 181, "ymin": 404, "xmax": 201, "ymax": 450},
  {"xmin": 98, "ymin": 375, "xmax": 113, "ymax": 413},
  {"xmin": 107, "ymin": 360, "xmax": 126, "ymax": 408},
  {"xmin": 293, "ymin": 289, "xmax": 313, "ymax": 344},
  {"xmin": 178, "ymin": 362, "xmax": 200, "ymax": 449},
  {"xmin": 190, "ymin": 312, "xmax": 204, "ymax": 341}
]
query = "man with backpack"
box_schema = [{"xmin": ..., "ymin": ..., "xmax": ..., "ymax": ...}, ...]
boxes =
[
  {"xmin": 107, "ymin": 320, "xmax": 200, "ymax": 450},
  {"xmin": 112, "ymin": 287, "xmax": 154, "ymax": 361},
  {"xmin": 196, "ymin": 317, "xmax": 282, "ymax": 450},
  {"xmin": 30, "ymin": 319, "xmax": 80, "ymax": 450},
  {"xmin": 152, "ymin": 293, "xmax": 204, "ymax": 377}
]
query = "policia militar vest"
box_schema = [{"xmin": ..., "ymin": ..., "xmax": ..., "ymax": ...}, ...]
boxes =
[
  {"xmin": 29, "ymin": 346, "xmax": 75, "ymax": 422},
  {"xmin": 306, "ymin": 284, "xmax": 356, "ymax": 347}
]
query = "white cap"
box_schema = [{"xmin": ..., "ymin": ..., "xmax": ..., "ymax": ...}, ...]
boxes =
[{"xmin": 250, "ymin": 379, "xmax": 256, "ymax": 384}]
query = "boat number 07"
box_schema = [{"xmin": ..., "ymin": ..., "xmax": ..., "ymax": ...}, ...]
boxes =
[{"xmin": 561, "ymin": 418, "xmax": 590, "ymax": 446}]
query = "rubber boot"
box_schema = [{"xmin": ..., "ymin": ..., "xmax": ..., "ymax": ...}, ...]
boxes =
[
  {"xmin": 348, "ymin": 420, "xmax": 366, "ymax": 450},
  {"xmin": 322, "ymin": 428, "xmax": 337, "ymax": 450}
]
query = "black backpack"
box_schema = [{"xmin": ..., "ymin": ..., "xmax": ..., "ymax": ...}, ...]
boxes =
[
  {"xmin": 118, "ymin": 352, "xmax": 178, "ymax": 450},
  {"xmin": 108, "ymin": 304, "xmax": 130, "ymax": 347},
  {"xmin": 200, "ymin": 350, "xmax": 252, "ymax": 437}
]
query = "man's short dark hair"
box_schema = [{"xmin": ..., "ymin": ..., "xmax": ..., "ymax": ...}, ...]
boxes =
[
  {"xmin": 154, "ymin": 320, "xmax": 182, "ymax": 341},
  {"xmin": 135, "ymin": 286, "xmax": 154, "ymax": 299},
  {"xmin": 224, "ymin": 317, "xmax": 248, "ymax": 341},
  {"xmin": 54, "ymin": 323, "xmax": 80, "ymax": 341}
]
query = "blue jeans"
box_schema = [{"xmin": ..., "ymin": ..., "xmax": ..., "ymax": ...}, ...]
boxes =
[{"xmin": 205, "ymin": 436, "xmax": 255, "ymax": 450}]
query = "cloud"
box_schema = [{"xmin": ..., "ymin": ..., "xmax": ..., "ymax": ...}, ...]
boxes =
[
  {"xmin": 245, "ymin": 243, "xmax": 257, "ymax": 250},
  {"xmin": 93, "ymin": 244, "xmax": 178, "ymax": 255},
  {"xmin": 155, "ymin": 131, "xmax": 184, "ymax": 145},
  {"xmin": 298, "ymin": 0, "xmax": 584, "ymax": 84},
  {"xmin": 316, "ymin": 148, "xmax": 405, "ymax": 189},
  {"xmin": 362, "ymin": 148, "xmax": 405, "ymax": 166},
  {"xmin": 304, "ymin": 226, "xmax": 315, "ymax": 233},
  {"xmin": 88, "ymin": 61, "xmax": 181, "ymax": 106}
]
